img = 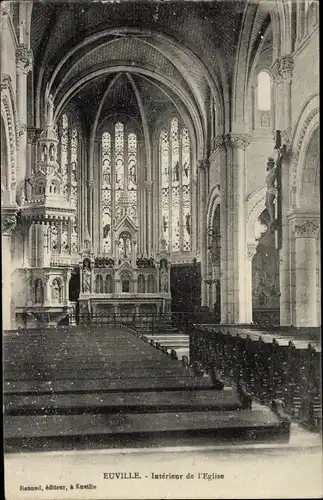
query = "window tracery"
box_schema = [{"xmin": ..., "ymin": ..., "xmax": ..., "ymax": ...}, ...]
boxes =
[
  {"xmin": 100, "ymin": 122, "xmax": 138, "ymax": 254},
  {"xmin": 159, "ymin": 117, "xmax": 192, "ymax": 253}
]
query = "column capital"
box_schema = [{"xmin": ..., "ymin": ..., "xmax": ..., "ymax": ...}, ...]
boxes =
[
  {"xmin": 279, "ymin": 55, "xmax": 294, "ymax": 81},
  {"xmin": 270, "ymin": 58, "xmax": 282, "ymax": 83},
  {"xmin": 225, "ymin": 133, "xmax": 251, "ymax": 150},
  {"xmin": 287, "ymin": 211, "xmax": 320, "ymax": 238},
  {"xmin": 271, "ymin": 55, "xmax": 294, "ymax": 83},
  {"xmin": 293, "ymin": 219, "xmax": 320, "ymax": 238},
  {"xmin": 16, "ymin": 44, "xmax": 33, "ymax": 75}
]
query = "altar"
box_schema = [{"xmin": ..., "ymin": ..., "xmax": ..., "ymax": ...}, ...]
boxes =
[{"xmin": 78, "ymin": 214, "xmax": 171, "ymax": 324}]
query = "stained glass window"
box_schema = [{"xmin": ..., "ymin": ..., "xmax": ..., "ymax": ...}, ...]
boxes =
[
  {"xmin": 182, "ymin": 128, "xmax": 191, "ymax": 251},
  {"xmin": 160, "ymin": 129, "xmax": 169, "ymax": 248},
  {"xmin": 128, "ymin": 132, "xmax": 137, "ymax": 221},
  {"xmin": 159, "ymin": 118, "xmax": 192, "ymax": 253},
  {"xmin": 102, "ymin": 132, "xmax": 112, "ymax": 254},
  {"xmin": 171, "ymin": 118, "xmax": 180, "ymax": 252},
  {"xmin": 115, "ymin": 122, "xmax": 124, "ymax": 219},
  {"xmin": 100, "ymin": 124, "xmax": 138, "ymax": 252}
]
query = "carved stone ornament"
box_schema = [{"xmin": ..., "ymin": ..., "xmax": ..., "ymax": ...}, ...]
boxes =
[
  {"xmin": 0, "ymin": 73, "xmax": 11, "ymax": 91},
  {"xmin": 198, "ymin": 159, "xmax": 209, "ymax": 170},
  {"xmin": 225, "ymin": 134, "xmax": 251, "ymax": 150},
  {"xmin": 270, "ymin": 59, "xmax": 282, "ymax": 83},
  {"xmin": 213, "ymin": 134, "xmax": 226, "ymax": 153},
  {"xmin": 247, "ymin": 243, "xmax": 258, "ymax": 260},
  {"xmin": 1, "ymin": 214, "xmax": 17, "ymax": 235},
  {"xmin": 27, "ymin": 127, "xmax": 42, "ymax": 145},
  {"xmin": 293, "ymin": 219, "xmax": 320, "ymax": 238},
  {"xmin": 279, "ymin": 55, "xmax": 294, "ymax": 81},
  {"xmin": 16, "ymin": 44, "xmax": 33, "ymax": 74}
]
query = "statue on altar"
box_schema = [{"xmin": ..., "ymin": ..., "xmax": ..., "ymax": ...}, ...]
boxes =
[
  {"xmin": 265, "ymin": 156, "xmax": 278, "ymax": 224},
  {"xmin": 82, "ymin": 258, "xmax": 92, "ymax": 292},
  {"xmin": 52, "ymin": 279, "xmax": 61, "ymax": 303},
  {"xmin": 159, "ymin": 259, "xmax": 169, "ymax": 293},
  {"xmin": 119, "ymin": 232, "xmax": 132, "ymax": 259}
]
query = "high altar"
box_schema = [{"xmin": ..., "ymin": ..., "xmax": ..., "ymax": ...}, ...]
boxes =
[{"xmin": 79, "ymin": 217, "xmax": 171, "ymax": 323}]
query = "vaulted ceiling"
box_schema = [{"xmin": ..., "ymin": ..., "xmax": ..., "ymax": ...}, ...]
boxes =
[{"xmin": 30, "ymin": 0, "xmax": 274, "ymax": 152}]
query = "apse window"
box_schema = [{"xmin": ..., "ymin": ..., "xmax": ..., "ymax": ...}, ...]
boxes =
[
  {"xmin": 257, "ymin": 71, "xmax": 271, "ymax": 111},
  {"xmin": 159, "ymin": 117, "xmax": 192, "ymax": 253}
]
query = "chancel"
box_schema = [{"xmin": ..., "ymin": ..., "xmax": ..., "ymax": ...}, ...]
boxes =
[{"xmin": 1, "ymin": 0, "xmax": 321, "ymax": 489}]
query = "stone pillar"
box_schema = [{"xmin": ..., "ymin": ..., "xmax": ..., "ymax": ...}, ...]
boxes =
[
  {"xmin": 246, "ymin": 242, "xmax": 258, "ymax": 324},
  {"xmin": 87, "ymin": 180, "xmax": 94, "ymax": 248},
  {"xmin": 280, "ymin": 55, "xmax": 293, "ymax": 326},
  {"xmin": 290, "ymin": 214, "xmax": 320, "ymax": 327},
  {"xmin": 16, "ymin": 44, "xmax": 33, "ymax": 204},
  {"xmin": 145, "ymin": 181, "xmax": 153, "ymax": 255},
  {"xmin": 43, "ymin": 274, "xmax": 51, "ymax": 306},
  {"xmin": 223, "ymin": 134, "xmax": 251, "ymax": 323},
  {"xmin": 2, "ymin": 213, "xmax": 17, "ymax": 330},
  {"xmin": 198, "ymin": 159, "xmax": 208, "ymax": 306}
]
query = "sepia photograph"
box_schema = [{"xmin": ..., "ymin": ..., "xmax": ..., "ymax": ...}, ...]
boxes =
[{"xmin": 1, "ymin": 0, "xmax": 321, "ymax": 498}]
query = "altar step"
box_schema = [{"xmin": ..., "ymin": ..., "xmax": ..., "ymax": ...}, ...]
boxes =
[
  {"xmin": 5, "ymin": 387, "xmax": 240, "ymax": 415},
  {"xmin": 4, "ymin": 405, "xmax": 289, "ymax": 453}
]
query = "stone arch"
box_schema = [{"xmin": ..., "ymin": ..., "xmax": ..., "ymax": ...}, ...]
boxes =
[
  {"xmin": 53, "ymin": 65, "xmax": 205, "ymax": 160},
  {"xmin": 307, "ymin": 1, "xmax": 319, "ymax": 32},
  {"xmin": 95, "ymin": 274, "xmax": 103, "ymax": 293},
  {"xmin": 1, "ymin": 76, "xmax": 18, "ymax": 194},
  {"xmin": 1, "ymin": 114, "xmax": 9, "ymax": 194},
  {"xmin": 105, "ymin": 274, "xmax": 114, "ymax": 294},
  {"xmin": 246, "ymin": 186, "xmax": 267, "ymax": 244},
  {"xmin": 147, "ymin": 274, "xmax": 155, "ymax": 293},
  {"xmin": 289, "ymin": 94, "xmax": 319, "ymax": 208},
  {"xmin": 138, "ymin": 274, "xmax": 146, "ymax": 293},
  {"xmin": 206, "ymin": 185, "xmax": 220, "ymax": 231},
  {"xmin": 36, "ymin": 26, "xmax": 224, "ymax": 139},
  {"xmin": 298, "ymin": 128, "xmax": 320, "ymax": 211}
]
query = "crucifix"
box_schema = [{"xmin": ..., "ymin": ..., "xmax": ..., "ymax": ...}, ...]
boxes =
[{"xmin": 265, "ymin": 130, "xmax": 285, "ymax": 249}]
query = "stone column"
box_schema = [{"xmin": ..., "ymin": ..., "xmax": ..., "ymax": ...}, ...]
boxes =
[
  {"xmin": 145, "ymin": 181, "xmax": 153, "ymax": 255},
  {"xmin": 16, "ymin": 44, "xmax": 33, "ymax": 205},
  {"xmin": 279, "ymin": 55, "xmax": 294, "ymax": 326},
  {"xmin": 290, "ymin": 215, "xmax": 320, "ymax": 327},
  {"xmin": 63, "ymin": 269, "xmax": 71, "ymax": 306},
  {"xmin": 246, "ymin": 242, "xmax": 258, "ymax": 324},
  {"xmin": 223, "ymin": 134, "xmax": 251, "ymax": 323},
  {"xmin": 198, "ymin": 159, "xmax": 208, "ymax": 306},
  {"xmin": 2, "ymin": 214, "xmax": 17, "ymax": 330},
  {"xmin": 88, "ymin": 180, "xmax": 94, "ymax": 248},
  {"xmin": 43, "ymin": 274, "xmax": 51, "ymax": 306}
]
